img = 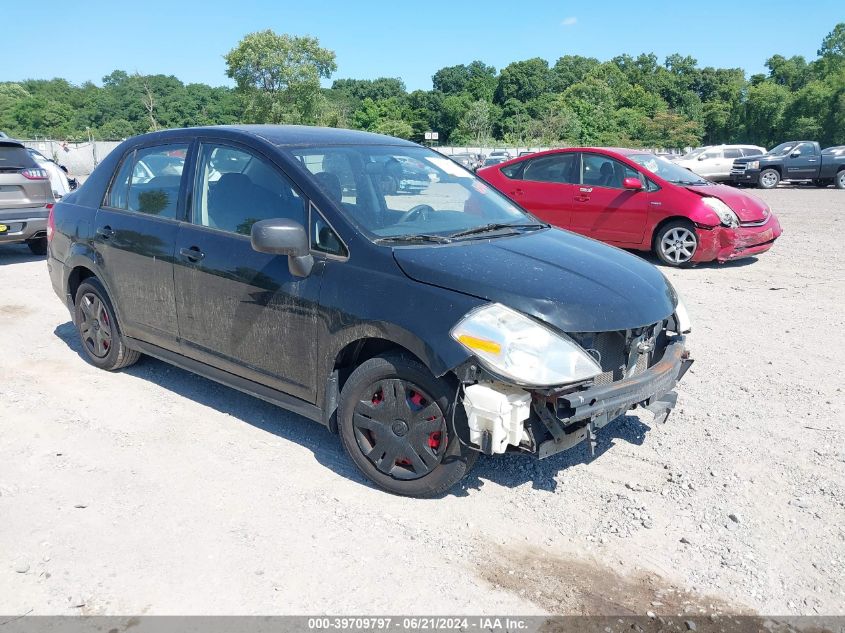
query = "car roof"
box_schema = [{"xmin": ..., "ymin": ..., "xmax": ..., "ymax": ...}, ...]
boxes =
[{"xmin": 124, "ymin": 124, "xmax": 418, "ymax": 148}]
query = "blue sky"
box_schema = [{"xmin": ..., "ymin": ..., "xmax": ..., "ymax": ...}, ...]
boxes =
[{"xmin": 2, "ymin": 1, "xmax": 839, "ymax": 90}]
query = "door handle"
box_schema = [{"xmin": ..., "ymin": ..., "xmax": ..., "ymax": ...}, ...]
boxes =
[
  {"xmin": 179, "ymin": 246, "xmax": 205, "ymax": 262},
  {"xmin": 579, "ymin": 187, "xmax": 593, "ymax": 193},
  {"xmin": 95, "ymin": 226, "xmax": 115, "ymax": 240}
]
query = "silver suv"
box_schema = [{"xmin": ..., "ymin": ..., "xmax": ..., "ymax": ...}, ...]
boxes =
[{"xmin": 0, "ymin": 139, "xmax": 54, "ymax": 255}]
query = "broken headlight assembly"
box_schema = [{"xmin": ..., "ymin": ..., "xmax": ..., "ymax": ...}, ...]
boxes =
[
  {"xmin": 701, "ymin": 197, "xmax": 739, "ymax": 228},
  {"xmin": 450, "ymin": 303, "xmax": 602, "ymax": 387},
  {"xmin": 673, "ymin": 295, "xmax": 692, "ymax": 334}
]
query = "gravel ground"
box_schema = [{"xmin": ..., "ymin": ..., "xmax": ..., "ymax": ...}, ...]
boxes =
[{"xmin": 0, "ymin": 187, "xmax": 843, "ymax": 616}]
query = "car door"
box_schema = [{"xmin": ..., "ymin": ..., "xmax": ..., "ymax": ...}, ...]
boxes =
[
  {"xmin": 94, "ymin": 142, "xmax": 188, "ymax": 348},
  {"xmin": 173, "ymin": 140, "xmax": 323, "ymax": 403},
  {"xmin": 500, "ymin": 153, "xmax": 577, "ymax": 228},
  {"xmin": 569, "ymin": 152, "xmax": 648, "ymax": 245},
  {"xmin": 694, "ymin": 149, "xmax": 723, "ymax": 179},
  {"xmin": 785, "ymin": 142, "xmax": 819, "ymax": 179},
  {"xmin": 717, "ymin": 148, "xmax": 743, "ymax": 180}
]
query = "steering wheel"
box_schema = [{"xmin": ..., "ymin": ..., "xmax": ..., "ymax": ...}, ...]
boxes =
[{"xmin": 397, "ymin": 204, "xmax": 435, "ymax": 224}]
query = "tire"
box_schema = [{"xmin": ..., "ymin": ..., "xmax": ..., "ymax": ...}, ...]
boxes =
[
  {"xmin": 758, "ymin": 168, "xmax": 780, "ymax": 189},
  {"xmin": 836, "ymin": 171, "xmax": 845, "ymax": 190},
  {"xmin": 654, "ymin": 220, "xmax": 699, "ymax": 267},
  {"xmin": 27, "ymin": 237, "xmax": 47, "ymax": 256},
  {"xmin": 73, "ymin": 278, "xmax": 141, "ymax": 371},
  {"xmin": 338, "ymin": 353, "xmax": 477, "ymax": 497}
]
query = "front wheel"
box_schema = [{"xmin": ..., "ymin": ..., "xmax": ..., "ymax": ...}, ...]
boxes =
[
  {"xmin": 836, "ymin": 171, "xmax": 845, "ymax": 190},
  {"xmin": 338, "ymin": 353, "xmax": 477, "ymax": 497},
  {"xmin": 655, "ymin": 221, "xmax": 698, "ymax": 267},
  {"xmin": 758, "ymin": 169, "xmax": 780, "ymax": 189}
]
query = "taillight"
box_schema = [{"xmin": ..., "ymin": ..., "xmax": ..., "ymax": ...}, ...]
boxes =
[
  {"xmin": 47, "ymin": 204, "xmax": 55, "ymax": 242},
  {"xmin": 21, "ymin": 168, "xmax": 50, "ymax": 180}
]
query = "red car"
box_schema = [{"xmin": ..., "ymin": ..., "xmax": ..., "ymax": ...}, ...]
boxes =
[{"xmin": 477, "ymin": 147, "xmax": 782, "ymax": 266}]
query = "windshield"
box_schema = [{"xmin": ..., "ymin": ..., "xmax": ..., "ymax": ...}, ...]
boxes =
[
  {"xmin": 629, "ymin": 153, "xmax": 710, "ymax": 185},
  {"xmin": 768, "ymin": 142, "xmax": 795, "ymax": 156},
  {"xmin": 680, "ymin": 147, "xmax": 707, "ymax": 160},
  {"xmin": 289, "ymin": 145, "xmax": 541, "ymax": 241}
]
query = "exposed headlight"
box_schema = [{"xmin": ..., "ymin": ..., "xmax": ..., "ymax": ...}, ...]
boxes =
[
  {"xmin": 673, "ymin": 295, "xmax": 692, "ymax": 334},
  {"xmin": 701, "ymin": 197, "xmax": 739, "ymax": 228},
  {"xmin": 746, "ymin": 160, "xmax": 760, "ymax": 170},
  {"xmin": 451, "ymin": 303, "xmax": 602, "ymax": 387}
]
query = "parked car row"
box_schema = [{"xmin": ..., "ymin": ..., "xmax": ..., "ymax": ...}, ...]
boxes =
[
  {"xmin": 674, "ymin": 145, "xmax": 766, "ymax": 181},
  {"xmin": 729, "ymin": 141, "xmax": 845, "ymax": 189},
  {"xmin": 478, "ymin": 147, "xmax": 781, "ymax": 267},
  {"xmin": 45, "ymin": 125, "xmax": 693, "ymax": 497}
]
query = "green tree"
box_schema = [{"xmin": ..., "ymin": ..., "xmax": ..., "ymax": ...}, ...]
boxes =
[
  {"xmin": 743, "ymin": 82, "xmax": 792, "ymax": 146},
  {"xmin": 224, "ymin": 29, "xmax": 336, "ymax": 124},
  {"xmin": 494, "ymin": 58, "xmax": 551, "ymax": 104},
  {"xmin": 432, "ymin": 61, "xmax": 497, "ymax": 100}
]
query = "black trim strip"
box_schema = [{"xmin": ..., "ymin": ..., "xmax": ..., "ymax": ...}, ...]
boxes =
[{"xmin": 126, "ymin": 337, "xmax": 325, "ymax": 425}]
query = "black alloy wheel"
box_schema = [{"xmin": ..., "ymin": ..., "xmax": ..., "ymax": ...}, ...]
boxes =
[
  {"xmin": 78, "ymin": 291, "xmax": 113, "ymax": 358},
  {"xmin": 73, "ymin": 278, "xmax": 141, "ymax": 371}
]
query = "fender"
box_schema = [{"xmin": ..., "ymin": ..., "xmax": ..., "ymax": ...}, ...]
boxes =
[{"xmin": 62, "ymin": 244, "xmax": 127, "ymax": 325}]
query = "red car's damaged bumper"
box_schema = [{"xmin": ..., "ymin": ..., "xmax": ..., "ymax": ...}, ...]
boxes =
[{"xmin": 693, "ymin": 214, "xmax": 782, "ymax": 263}]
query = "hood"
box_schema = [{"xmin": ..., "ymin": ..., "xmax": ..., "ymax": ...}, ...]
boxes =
[
  {"xmin": 684, "ymin": 183, "xmax": 769, "ymax": 222},
  {"xmin": 392, "ymin": 229, "xmax": 676, "ymax": 333}
]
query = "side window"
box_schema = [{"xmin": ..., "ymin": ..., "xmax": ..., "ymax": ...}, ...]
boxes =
[
  {"xmin": 793, "ymin": 142, "xmax": 814, "ymax": 156},
  {"xmin": 193, "ymin": 144, "xmax": 305, "ymax": 235},
  {"xmin": 723, "ymin": 148, "xmax": 742, "ymax": 159},
  {"xmin": 500, "ymin": 162, "xmax": 524, "ymax": 179},
  {"xmin": 702, "ymin": 150, "xmax": 722, "ymax": 160},
  {"xmin": 106, "ymin": 145, "xmax": 187, "ymax": 216},
  {"xmin": 128, "ymin": 145, "xmax": 187, "ymax": 218},
  {"xmin": 522, "ymin": 154, "xmax": 577, "ymax": 184},
  {"xmin": 742, "ymin": 148, "xmax": 763, "ymax": 157},
  {"xmin": 581, "ymin": 153, "xmax": 639, "ymax": 189},
  {"xmin": 310, "ymin": 206, "xmax": 348, "ymax": 257},
  {"xmin": 107, "ymin": 150, "xmax": 135, "ymax": 209}
]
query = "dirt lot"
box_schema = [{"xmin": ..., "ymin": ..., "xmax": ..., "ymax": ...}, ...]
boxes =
[{"xmin": 1, "ymin": 187, "xmax": 843, "ymax": 616}]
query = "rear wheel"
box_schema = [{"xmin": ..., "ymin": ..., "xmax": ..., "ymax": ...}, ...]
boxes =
[
  {"xmin": 74, "ymin": 278, "xmax": 140, "ymax": 371},
  {"xmin": 27, "ymin": 237, "xmax": 47, "ymax": 256},
  {"xmin": 338, "ymin": 353, "xmax": 477, "ymax": 497},
  {"xmin": 836, "ymin": 171, "xmax": 845, "ymax": 190},
  {"xmin": 654, "ymin": 221, "xmax": 698, "ymax": 267},
  {"xmin": 758, "ymin": 169, "xmax": 780, "ymax": 189}
]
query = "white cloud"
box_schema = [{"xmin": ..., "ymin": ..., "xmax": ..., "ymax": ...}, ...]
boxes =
[{"xmin": 561, "ymin": 16, "xmax": 577, "ymax": 26}]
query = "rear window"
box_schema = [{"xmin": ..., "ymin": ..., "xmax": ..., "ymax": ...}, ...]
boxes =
[{"xmin": 0, "ymin": 144, "xmax": 37, "ymax": 170}]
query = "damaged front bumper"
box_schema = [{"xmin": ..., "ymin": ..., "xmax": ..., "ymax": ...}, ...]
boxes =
[
  {"xmin": 534, "ymin": 337, "xmax": 692, "ymax": 458},
  {"xmin": 694, "ymin": 215, "xmax": 782, "ymax": 263},
  {"xmin": 458, "ymin": 336, "xmax": 692, "ymax": 459}
]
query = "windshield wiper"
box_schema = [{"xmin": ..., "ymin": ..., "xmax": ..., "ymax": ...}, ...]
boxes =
[
  {"xmin": 674, "ymin": 179, "xmax": 709, "ymax": 186},
  {"xmin": 375, "ymin": 233, "xmax": 452, "ymax": 245},
  {"xmin": 449, "ymin": 222, "xmax": 547, "ymax": 239}
]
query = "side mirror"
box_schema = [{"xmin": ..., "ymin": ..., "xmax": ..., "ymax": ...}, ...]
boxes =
[
  {"xmin": 623, "ymin": 177, "xmax": 644, "ymax": 190},
  {"xmin": 790, "ymin": 150, "xmax": 801, "ymax": 158},
  {"xmin": 251, "ymin": 218, "xmax": 314, "ymax": 278},
  {"xmin": 697, "ymin": 155, "xmax": 706, "ymax": 161}
]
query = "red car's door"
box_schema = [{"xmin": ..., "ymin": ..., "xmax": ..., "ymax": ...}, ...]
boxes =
[
  {"xmin": 569, "ymin": 152, "xmax": 648, "ymax": 245},
  {"xmin": 498, "ymin": 153, "xmax": 578, "ymax": 228}
]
